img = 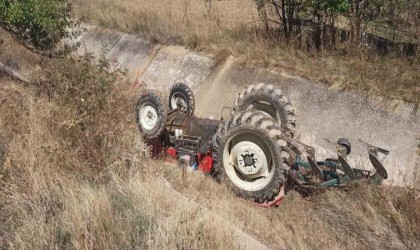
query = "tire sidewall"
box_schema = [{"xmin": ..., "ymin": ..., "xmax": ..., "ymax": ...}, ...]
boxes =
[
  {"xmin": 214, "ymin": 124, "xmax": 285, "ymax": 202},
  {"xmin": 136, "ymin": 92, "xmax": 166, "ymax": 139},
  {"xmin": 169, "ymin": 83, "xmax": 195, "ymax": 116}
]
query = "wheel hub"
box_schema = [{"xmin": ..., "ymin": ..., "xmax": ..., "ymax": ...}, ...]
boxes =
[
  {"xmin": 232, "ymin": 142, "xmax": 267, "ymax": 176},
  {"xmin": 171, "ymin": 93, "xmax": 188, "ymax": 111},
  {"xmin": 222, "ymin": 132, "xmax": 275, "ymax": 192},
  {"xmin": 244, "ymin": 155, "xmax": 254, "ymax": 166},
  {"xmin": 140, "ymin": 105, "xmax": 158, "ymax": 131}
]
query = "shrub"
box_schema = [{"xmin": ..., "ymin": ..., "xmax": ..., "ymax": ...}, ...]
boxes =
[
  {"xmin": 38, "ymin": 52, "xmax": 130, "ymax": 170},
  {"xmin": 0, "ymin": 0, "xmax": 74, "ymax": 53}
]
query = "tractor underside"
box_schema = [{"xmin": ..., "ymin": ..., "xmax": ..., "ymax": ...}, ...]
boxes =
[{"xmin": 136, "ymin": 83, "xmax": 390, "ymax": 207}]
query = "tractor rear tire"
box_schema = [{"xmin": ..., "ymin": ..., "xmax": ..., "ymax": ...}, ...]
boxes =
[
  {"xmin": 136, "ymin": 91, "xmax": 167, "ymax": 139},
  {"xmin": 212, "ymin": 110, "xmax": 290, "ymax": 203},
  {"xmin": 169, "ymin": 83, "xmax": 195, "ymax": 116},
  {"xmin": 233, "ymin": 83, "xmax": 296, "ymax": 138}
]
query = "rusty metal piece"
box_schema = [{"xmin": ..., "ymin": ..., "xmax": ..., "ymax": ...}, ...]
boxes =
[
  {"xmin": 357, "ymin": 139, "xmax": 389, "ymax": 157},
  {"xmin": 165, "ymin": 111, "xmax": 222, "ymax": 155},
  {"xmin": 184, "ymin": 117, "xmax": 221, "ymax": 144},
  {"xmin": 285, "ymin": 138, "xmax": 316, "ymax": 160},
  {"xmin": 357, "ymin": 139, "xmax": 389, "ymax": 180},
  {"xmin": 256, "ymin": 185, "xmax": 285, "ymax": 208}
]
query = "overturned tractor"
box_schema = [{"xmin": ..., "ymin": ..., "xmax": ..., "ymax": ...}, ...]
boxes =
[{"xmin": 136, "ymin": 83, "xmax": 389, "ymax": 206}]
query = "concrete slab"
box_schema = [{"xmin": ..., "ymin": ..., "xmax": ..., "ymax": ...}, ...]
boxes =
[
  {"xmin": 75, "ymin": 27, "xmax": 215, "ymax": 92},
  {"xmin": 139, "ymin": 46, "xmax": 215, "ymax": 90},
  {"xmin": 78, "ymin": 29, "xmax": 124, "ymax": 58},
  {"xmin": 77, "ymin": 28, "xmax": 154, "ymax": 81}
]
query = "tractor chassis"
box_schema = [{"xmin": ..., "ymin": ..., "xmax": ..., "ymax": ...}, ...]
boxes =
[{"xmin": 136, "ymin": 83, "xmax": 390, "ymax": 206}]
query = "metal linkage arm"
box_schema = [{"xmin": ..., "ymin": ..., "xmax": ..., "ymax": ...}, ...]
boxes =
[
  {"xmin": 357, "ymin": 139, "xmax": 389, "ymax": 157},
  {"xmin": 357, "ymin": 139, "xmax": 389, "ymax": 180}
]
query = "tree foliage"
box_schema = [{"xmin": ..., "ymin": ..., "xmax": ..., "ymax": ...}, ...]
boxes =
[
  {"xmin": 255, "ymin": 0, "xmax": 351, "ymax": 48},
  {"xmin": 0, "ymin": 0, "xmax": 73, "ymax": 53},
  {"xmin": 305, "ymin": 0, "xmax": 350, "ymax": 15},
  {"xmin": 254, "ymin": 0, "xmax": 419, "ymax": 55}
]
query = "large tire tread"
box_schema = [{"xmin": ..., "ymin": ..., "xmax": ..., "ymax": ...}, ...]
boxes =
[
  {"xmin": 169, "ymin": 83, "xmax": 195, "ymax": 116},
  {"xmin": 233, "ymin": 83, "xmax": 296, "ymax": 138},
  {"xmin": 136, "ymin": 91, "xmax": 167, "ymax": 139}
]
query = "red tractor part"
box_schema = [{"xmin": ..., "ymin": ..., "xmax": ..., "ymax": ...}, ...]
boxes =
[
  {"xmin": 198, "ymin": 155, "xmax": 213, "ymax": 174},
  {"xmin": 164, "ymin": 147, "xmax": 178, "ymax": 165},
  {"xmin": 256, "ymin": 186, "xmax": 285, "ymax": 208}
]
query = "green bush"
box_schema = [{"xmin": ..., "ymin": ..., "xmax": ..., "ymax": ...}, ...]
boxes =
[{"xmin": 0, "ymin": 0, "xmax": 73, "ymax": 53}]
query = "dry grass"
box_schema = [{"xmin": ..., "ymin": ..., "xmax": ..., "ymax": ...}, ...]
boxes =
[
  {"xmin": 0, "ymin": 60, "xmax": 240, "ymax": 249},
  {"xmin": 0, "ymin": 76, "xmax": 420, "ymax": 249},
  {"xmin": 0, "ymin": 49, "xmax": 419, "ymax": 249},
  {"xmin": 70, "ymin": 0, "xmax": 420, "ymax": 107},
  {"xmin": 0, "ymin": 29, "xmax": 419, "ymax": 248},
  {"xmin": 70, "ymin": 0, "xmax": 257, "ymax": 45}
]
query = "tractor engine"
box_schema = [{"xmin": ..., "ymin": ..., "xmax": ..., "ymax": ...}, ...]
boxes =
[
  {"xmin": 165, "ymin": 111, "xmax": 221, "ymax": 173},
  {"xmin": 166, "ymin": 111, "xmax": 222, "ymax": 148}
]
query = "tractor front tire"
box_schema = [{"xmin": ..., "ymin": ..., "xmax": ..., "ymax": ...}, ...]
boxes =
[
  {"xmin": 213, "ymin": 110, "xmax": 290, "ymax": 203},
  {"xmin": 169, "ymin": 83, "xmax": 195, "ymax": 116},
  {"xmin": 233, "ymin": 83, "xmax": 296, "ymax": 138},
  {"xmin": 136, "ymin": 91, "xmax": 167, "ymax": 139}
]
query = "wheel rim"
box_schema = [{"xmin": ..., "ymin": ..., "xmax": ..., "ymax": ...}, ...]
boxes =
[
  {"xmin": 139, "ymin": 104, "xmax": 158, "ymax": 131},
  {"xmin": 170, "ymin": 92, "xmax": 188, "ymax": 112},
  {"xmin": 222, "ymin": 131, "xmax": 275, "ymax": 191}
]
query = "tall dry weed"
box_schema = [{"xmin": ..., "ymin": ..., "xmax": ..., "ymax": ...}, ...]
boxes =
[{"xmin": 36, "ymin": 52, "xmax": 131, "ymax": 172}]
